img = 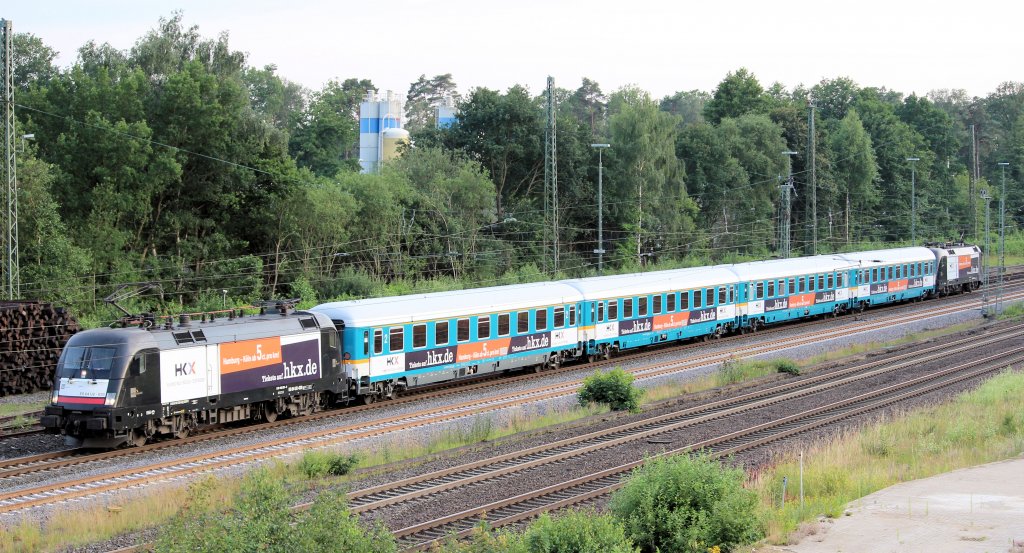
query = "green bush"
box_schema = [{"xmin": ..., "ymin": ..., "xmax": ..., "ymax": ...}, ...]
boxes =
[
  {"xmin": 577, "ymin": 368, "xmax": 645, "ymax": 413},
  {"xmin": 519, "ymin": 511, "xmax": 638, "ymax": 553},
  {"xmin": 773, "ymin": 359, "xmax": 800, "ymax": 375},
  {"xmin": 610, "ymin": 453, "xmax": 763, "ymax": 553},
  {"xmin": 154, "ymin": 468, "xmax": 394, "ymax": 553},
  {"xmin": 298, "ymin": 450, "xmax": 359, "ymax": 479},
  {"xmin": 435, "ymin": 513, "xmax": 637, "ymax": 553}
]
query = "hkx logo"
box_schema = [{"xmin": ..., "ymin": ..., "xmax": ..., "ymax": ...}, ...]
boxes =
[{"xmin": 174, "ymin": 361, "xmax": 197, "ymax": 376}]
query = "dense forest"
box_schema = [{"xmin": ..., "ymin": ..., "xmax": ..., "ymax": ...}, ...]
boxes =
[{"xmin": 8, "ymin": 15, "xmax": 1024, "ymax": 323}]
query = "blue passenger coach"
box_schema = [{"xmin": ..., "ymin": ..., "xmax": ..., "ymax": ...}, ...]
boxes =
[
  {"xmin": 730, "ymin": 256, "xmax": 857, "ymax": 329},
  {"xmin": 837, "ymin": 247, "xmax": 936, "ymax": 310},
  {"xmin": 565, "ymin": 266, "xmax": 742, "ymax": 358},
  {"xmin": 311, "ymin": 282, "xmax": 585, "ymax": 401}
]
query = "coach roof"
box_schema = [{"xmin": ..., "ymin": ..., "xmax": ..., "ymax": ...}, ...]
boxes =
[
  {"xmin": 563, "ymin": 265, "xmax": 740, "ymax": 298},
  {"xmin": 311, "ymin": 282, "xmax": 585, "ymax": 328},
  {"xmin": 728, "ymin": 255, "xmax": 856, "ymax": 282},
  {"xmin": 836, "ymin": 247, "xmax": 936, "ymax": 267}
]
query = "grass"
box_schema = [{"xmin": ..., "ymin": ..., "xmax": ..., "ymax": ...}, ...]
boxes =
[
  {"xmin": 0, "ymin": 402, "xmax": 610, "ymax": 552},
  {"xmin": 0, "ymin": 401, "xmax": 47, "ymax": 419},
  {"xmin": 753, "ymin": 369, "xmax": 1024, "ymax": 545},
  {"xmin": 0, "ymin": 312, "xmax": 1002, "ymax": 551}
]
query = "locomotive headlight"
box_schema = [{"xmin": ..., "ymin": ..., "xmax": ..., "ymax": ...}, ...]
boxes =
[{"xmin": 104, "ymin": 392, "xmax": 116, "ymax": 406}]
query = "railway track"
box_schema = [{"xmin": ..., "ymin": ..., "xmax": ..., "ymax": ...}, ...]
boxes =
[
  {"xmin": 393, "ymin": 337, "xmax": 1024, "ymax": 550},
  {"xmin": 0, "ymin": 288, "xmax": 1017, "ymax": 519},
  {"xmin": 0, "ymin": 278, "xmax": 1014, "ymax": 459},
  {"xmin": 0, "ymin": 285, "xmax": 1015, "ymax": 488}
]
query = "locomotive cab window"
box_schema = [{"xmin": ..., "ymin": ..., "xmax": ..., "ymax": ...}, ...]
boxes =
[
  {"xmin": 435, "ymin": 321, "xmax": 449, "ymax": 345},
  {"xmin": 413, "ymin": 324, "xmax": 427, "ymax": 349},
  {"xmin": 536, "ymin": 309, "xmax": 548, "ymax": 331},
  {"xmin": 389, "ymin": 328, "xmax": 404, "ymax": 353},
  {"xmin": 373, "ymin": 329, "xmax": 383, "ymax": 355},
  {"xmin": 498, "ymin": 314, "xmax": 510, "ymax": 336},
  {"xmin": 553, "ymin": 307, "xmax": 565, "ymax": 328},
  {"xmin": 478, "ymin": 317, "xmax": 491, "ymax": 340},
  {"xmin": 458, "ymin": 318, "xmax": 470, "ymax": 342}
]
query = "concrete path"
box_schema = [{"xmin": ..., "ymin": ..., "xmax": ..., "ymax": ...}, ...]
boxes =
[{"xmin": 764, "ymin": 457, "xmax": 1024, "ymax": 553}]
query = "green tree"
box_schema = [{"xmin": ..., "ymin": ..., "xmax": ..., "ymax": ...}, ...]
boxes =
[
  {"xmin": 607, "ymin": 87, "xmax": 697, "ymax": 264},
  {"xmin": 405, "ymin": 73, "xmax": 461, "ymax": 131},
  {"xmin": 660, "ymin": 89, "xmax": 709, "ymax": 128},
  {"xmin": 829, "ymin": 109, "xmax": 879, "ymax": 243},
  {"xmin": 610, "ymin": 453, "xmax": 763, "ymax": 553},
  {"xmin": 703, "ymin": 68, "xmax": 768, "ymax": 125},
  {"xmin": 12, "ymin": 33, "xmax": 58, "ymax": 91},
  {"xmin": 290, "ymin": 79, "xmax": 364, "ymax": 176}
]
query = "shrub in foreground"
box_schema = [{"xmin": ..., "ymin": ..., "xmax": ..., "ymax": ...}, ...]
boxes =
[
  {"xmin": 577, "ymin": 368, "xmax": 645, "ymax": 413},
  {"xmin": 610, "ymin": 453, "xmax": 763, "ymax": 553},
  {"xmin": 154, "ymin": 469, "xmax": 395, "ymax": 553}
]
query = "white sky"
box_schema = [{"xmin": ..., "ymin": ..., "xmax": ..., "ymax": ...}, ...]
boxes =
[{"xmin": 4, "ymin": 0, "xmax": 1021, "ymax": 100}]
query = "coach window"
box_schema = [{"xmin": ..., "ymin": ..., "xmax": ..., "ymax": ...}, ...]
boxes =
[
  {"xmin": 413, "ymin": 324, "xmax": 427, "ymax": 349},
  {"xmin": 536, "ymin": 308, "xmax": 548, "ymax": 331},
  {"xmin": 478, "ymin": 316, "xmax": 491, "ymax": 340},
  {"xmin": 373, "ymin": 329, "xmax": 383, "ymax": 355},
  {"xmin": 895, "ymin": 265, "xmax": 901, "ymax": 279},
  {"xmin": 682, "ymin": 291, "xmax": 691, "ymax": 310},
  {"xmin": 797, "ymin": 277, "xmax": 804, "ymax": 293},
  {"xmin": 872, "ymin": 268, "xmax": 878, "ymax": 282},
  {"xmin": 389, "ymin": 328, "xmax": 404, "ymax": 353},
  {"xmin": 623, "ymin": 298, "xmax": 634, "ymax": 318},
  {"xmin": 756, "ymin": 282, "xmax": 764, "ymax": 300},
  {"xmin": 705, "ymin": 288, "xmax": 715, "ymax": 307},
  {"xmin": 608, "ymin": 299, "xmax": 619, "ymax": 320},
  {"xmin": 498, "ymin": 313, "xmax": 510, "ymax": 336},
  {"xmin": 597, "ymin": 302, "xmax": 605, "ymax": 323},
  {"xmin": 693, "ymin": 290, "xmax": 702, "ymax": 309},
  {"xmin": 718, "ymin": 286, "xmax": 726, "ymax": 304},
  {"xmin": 667, "ymin": 292, "xmax": 677, "ymax": 312},
  {"xmin": 554, "ymin": 307, "xmax": 565, "ymax": 328},
  {"xmin": 569, "ymin": 305, "xmax": 577, "ymax": 326},
  {"xmin": 435, "ymin": 321, "xmax": 449, "ymax": 345},
  {"xmin": 458, "ymin": 318, "xmax": 471, "ymax": 342},
  {"xmin": 638, "ymin": 297, "xmax": 648, "ymax": 317},
  {"xmin": 827, "ymin": 273, "xmax": 834, "ymax": 289},
  {"xmin": 788, "ymin": 278, "xmax": 796, "ymax": 295},
  {"xmin": 819, "ymin": 274, "xmax": 825, "ymax": 290},
  {"xmin": 364, "ymin": 331, "xmax": 370, "ymax": 355},
  {"xmin": 517, "ymin": 311, "xmax": 530, "ymax": 334},
  {"xmin": 653, "ymin": 295, "xmax": 662, "ymax": 314},
  {"xmin": 767, "ymin": 280, "xmax": 775, "ymax": 297},
  {"xmin": 888, "ymin": 266, "xmax": 894, "ymax": 280}
]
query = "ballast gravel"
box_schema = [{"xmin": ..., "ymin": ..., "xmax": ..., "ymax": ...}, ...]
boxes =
[{"xmin": 0, "ymin": 290, "xmax": 1012, "ymax": 552}]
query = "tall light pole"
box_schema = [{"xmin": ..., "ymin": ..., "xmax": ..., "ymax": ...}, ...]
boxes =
[
  {"xmin": 906, "ymin": 157, "xmax": 919, "ymax": 245},
  {"xmin": 980, "ymin": 190, "xmax": 991, "ymax": 315},
  {"xmin": 591, "ymin": 144, "xmax": 610, "ymax": 274},
  {"xmin": 780, "ymin": 151, "xmax": 798, "ymax": 258},
  {"xmin": 998, "ymin": 162, "xmax": 1009, "ymax": 314}
]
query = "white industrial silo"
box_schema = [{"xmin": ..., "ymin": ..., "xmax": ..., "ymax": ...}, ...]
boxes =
[{"xmin": 359, "ymin": 90, "xmax": 404, "ymax": 173}]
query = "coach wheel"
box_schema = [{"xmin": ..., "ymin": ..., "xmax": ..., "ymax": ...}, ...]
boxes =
[
  {"xmin": 749, "ymin": 319, "xmax": 759, "ymax": 333},
  {"xmin": 831, "ymin": 306, "xmax": 840, "ymax": 318},
  {"xmin": 263, "ymin": 402, "xmax": 279, "ymax": 423}
]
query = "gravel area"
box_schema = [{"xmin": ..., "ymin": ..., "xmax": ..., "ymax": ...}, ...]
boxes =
[{"xmin": 0, "ymin": 290, "xmax": 1015, "ymax": 552}]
